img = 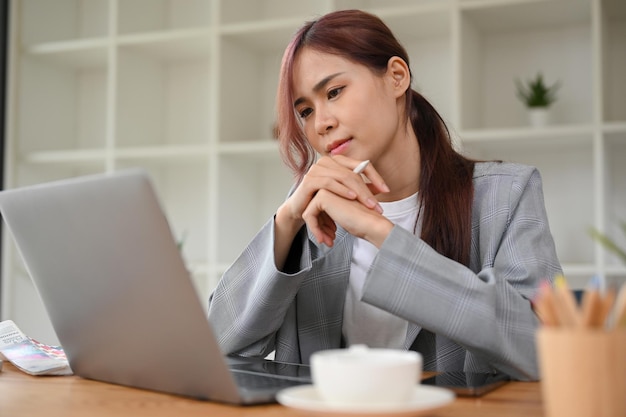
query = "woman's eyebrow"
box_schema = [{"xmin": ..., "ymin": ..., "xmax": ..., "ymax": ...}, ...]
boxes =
[{"xmin": 293, "ymin": 72, "xmax": 344, "ymax": 107}]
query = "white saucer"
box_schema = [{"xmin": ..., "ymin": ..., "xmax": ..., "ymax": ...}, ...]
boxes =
[{"xmin": 276, "ymin": 385, "xmax": 455, "ymax": 416}]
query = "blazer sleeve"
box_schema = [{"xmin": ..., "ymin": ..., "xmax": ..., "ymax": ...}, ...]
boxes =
[
  {"xmin": 207, "ymin": 218, "xmax": 312, "ymax": 358},
  {"xmin": 361, "ymin": 164, "xmax": 562, "ymax": 381}
]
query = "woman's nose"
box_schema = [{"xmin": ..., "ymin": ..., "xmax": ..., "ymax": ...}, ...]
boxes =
[{"xmin": 315, "ymin": 106, "xmax": 337, "ymax": 135}]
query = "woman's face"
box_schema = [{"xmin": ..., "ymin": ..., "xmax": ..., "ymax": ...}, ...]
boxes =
[{"xmin": 292, "ymin": 48, "xmax": 406, "ymax": 163}]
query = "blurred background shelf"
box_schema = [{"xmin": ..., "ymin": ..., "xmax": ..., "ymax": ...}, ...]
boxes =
[{"xmin": 2, "ymin": 0, "xmax": 625, "ymax": 343}]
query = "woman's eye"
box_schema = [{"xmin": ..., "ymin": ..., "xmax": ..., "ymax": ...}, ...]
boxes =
[
  {"xmin": 327, "ymin": 86, "xmax": 344, "ymax": 99},
  {"xmin": 299, "ymin": 107, "xmax": 313, "ymax": 119}
]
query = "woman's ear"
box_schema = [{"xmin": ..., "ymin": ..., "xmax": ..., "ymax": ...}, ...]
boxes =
[{"xmin": 386, "ymin": 56, "xmax": 411, "ymax": 98}]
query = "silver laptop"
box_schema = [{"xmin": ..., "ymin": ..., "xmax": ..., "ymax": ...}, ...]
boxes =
[{"xmin": 0, "ymin": 169, "xmax": 310, "ymax": 404}]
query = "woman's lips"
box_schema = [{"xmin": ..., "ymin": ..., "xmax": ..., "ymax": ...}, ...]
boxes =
[{"xmin": 329, "ymin": 139, "xmax": 352, "ymax": 155}]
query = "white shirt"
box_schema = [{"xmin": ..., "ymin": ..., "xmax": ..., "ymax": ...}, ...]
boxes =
[{"xmin": 342, "ymin": 192, "xmax": 420, "ymax": 348}]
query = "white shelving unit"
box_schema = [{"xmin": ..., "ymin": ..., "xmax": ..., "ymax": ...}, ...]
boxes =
[{"xmin": 2, "ymin": 0, "xmax": 625, "ymax": 344}]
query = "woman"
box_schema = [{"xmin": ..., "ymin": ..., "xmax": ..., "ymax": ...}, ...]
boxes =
[{"xmin": 207, "ymin": 9, "xmax": 561, "ymax": 381}]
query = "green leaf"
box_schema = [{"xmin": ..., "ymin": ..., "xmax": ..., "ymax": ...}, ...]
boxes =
[{"xmin": 588, "ymin": 226, "xmax": 626, "ymax": 264}]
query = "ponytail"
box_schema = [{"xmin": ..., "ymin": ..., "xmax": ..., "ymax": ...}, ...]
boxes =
[{"xmin": 409, "ymin": 90, "xmax": 475, "ymax": 266}]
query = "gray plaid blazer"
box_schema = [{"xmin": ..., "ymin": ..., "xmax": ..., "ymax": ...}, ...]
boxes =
[{"xmin": 208, "ymin": 162, "xmax": 562, "ymax": 381}]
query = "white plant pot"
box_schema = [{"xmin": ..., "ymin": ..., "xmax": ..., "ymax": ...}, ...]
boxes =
[{"xmin": 527, "ymin": 108, "xmax": 550, "ymax": 128}]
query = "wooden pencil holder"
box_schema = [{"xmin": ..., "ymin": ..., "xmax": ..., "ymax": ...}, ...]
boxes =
[{"xmin": 536, "ymin": 328, "xmax": 626, "ymax": 417}]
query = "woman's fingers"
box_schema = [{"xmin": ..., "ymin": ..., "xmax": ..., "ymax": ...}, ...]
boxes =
[
  {"xmin": 350, "ymin": 160, "xmax": 390, "ymax": 195},
  {"xmin": 284, "ymin": 156, "xmax": 388, "ymax": 241},
  {"xmin": 330, "ymin": 155, "xmax": 390, "ymax": 195},
  {"xmin": 303, "ymin": 189, "xmax": 392, "ymax": 247},
  {"xmin": 303, "ymin": 201, "xmax": 336, "ymax": 247},
  {"xmin": 313, "ymin": 156, "xmax": 386, "ymax": 212}
]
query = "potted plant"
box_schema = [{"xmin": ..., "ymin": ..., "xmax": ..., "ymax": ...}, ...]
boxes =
[{"xmin": 515, "ymin": 73, "xmax": 560, "ymax": 127}]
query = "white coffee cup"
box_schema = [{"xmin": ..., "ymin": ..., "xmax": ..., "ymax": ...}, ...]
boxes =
[{"xmin": 310, "ymin": 345, "xmax": 422, "ymax": 406}]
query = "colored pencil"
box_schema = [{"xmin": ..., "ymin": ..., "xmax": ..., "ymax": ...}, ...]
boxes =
[
  {"xmin": 552, "ymin": 275, "xmax": 581, "ymax": 327},
  {"xmin": 610, "ymin": 284, "xmax": 626, "ymax": 329}
]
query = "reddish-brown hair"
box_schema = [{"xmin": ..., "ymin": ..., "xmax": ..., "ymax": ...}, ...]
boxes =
[{"xmin": 276, "ymin": 10, "xmax": 475, "ymax": 266}]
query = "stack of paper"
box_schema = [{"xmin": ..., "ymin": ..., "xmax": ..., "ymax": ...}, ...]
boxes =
[{"xmin": 0, "ymin": 320, "xmax": 72, "ymax": 376}]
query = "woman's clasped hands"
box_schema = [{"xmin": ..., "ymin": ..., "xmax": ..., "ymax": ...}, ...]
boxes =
[{"xmin": 281, "ymin": 156, "xmax": 393, "ymax": 248}]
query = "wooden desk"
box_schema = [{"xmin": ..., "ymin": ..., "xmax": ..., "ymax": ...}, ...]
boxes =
[{"xmin": 0, "ymin": 363, "xmax": 543, "ymax": 417}]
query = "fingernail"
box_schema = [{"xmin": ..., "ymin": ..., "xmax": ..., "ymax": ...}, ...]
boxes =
[
  {"xmin": 366, "ymin": 199, "xmax": 383, "ymax": 214},
  {"xmin": 381, "ymin": 183, "xmax": 390, "ymax": 193}
]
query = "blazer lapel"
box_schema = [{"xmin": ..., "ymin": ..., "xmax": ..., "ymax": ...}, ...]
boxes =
[{"xmin": 297, "ymin": 227, "xmax": 352, "ymax": 363}]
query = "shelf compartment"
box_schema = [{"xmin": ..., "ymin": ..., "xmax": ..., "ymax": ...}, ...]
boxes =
[
  {"xmin": 117, "ymin": 29, "xmax": 212, "ymax": 61},
  {"xmin": 561, "ymin": 264, "xmax": 626, "ymax": 288},
  {"xmin": 17, "ymin": 54, "xmax": 108, "ymax": 153},
  {"xmin": 115, "ymin": 43, "xmax": 210, "ymax": 147},
  {"xmin": 561, "ymin": 263, "xmax": 603, "ymax": 289},
  {"xmin": 22, "ymin": 149, "xmax": 108, "ymax": 164},
  {"xmin": 603, "ymin": 122, "xmax": 626, "ymax": 134},
  {"xmin": 462, "ymin": 136, "xmax": 596, "ymax": 266},
  {"xmin": 188, "ymin": 269, "xmax": 211, "ymax": 308},
  {"xmin": 216, "ymin": 154, "xmax": 293, "ymax": 266},
  {"xmin": 19, "ymin": 0, "xmax": 109, "ymax": 46},
  {"xmin": 13, "ymin": 162, "xmax": 106, "ymax": 188},
  {"xmin": 602, "ymin": 132, "xmax": 626, "ymax": 268},
  {"xmin": 336, "ymin": 0, "xmax": 446, "ymax": 11},
  {"xmin": 460, "ymin": 0, "xmax": 590, "ymax": 32},
  {"xmin": 117, "ymin": 0, "xmax": 212, "ymax": 35},
  {"xmin": 374, "ymin": 4, "xmax": 451, "ymax": 39},
  {"xmin": 114, "ymin": 159, "xmax": 210, "ymax": 269},
  {"xmin": 604, "ymin": 267, "xmax": 626, "ymax": 287},
  {"xmin": 601, "ymin": 0, "xmax": 626, "ymax": 123},
  {"xmin": 112, "ymin": 158, "xmax": 210, "ymax": 302},
  {"xmin": 219, "ymin": 19, "xmax": 302, "ymax": 51},
  {"xmin": 114, "ymin": 144, "xmax": 211, "ymax": 160},
  {"xmin": 25, "ymin": 39, "xmax": 109, "ymax": 69},
  {"xmin": 461, "ymin": 124, "xmax": 595, "ymax": 146},
  {"xmin": 379, "ymin": 8, "xmax": 454, "ymax": 123},
  {"xmin": 459, "ymin": 0, "xmax": 593, "ymax": 130},
  {"xmin": 220, "ymin": 1, "xmax": 327, "ymax": 25},
  {"xmin": 218, "ymin": 36, "xmax": 285, "ymax": 143},
  {"xmin": 218, "ymin": 140, "xmax": 279, "ymax": 156}
]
